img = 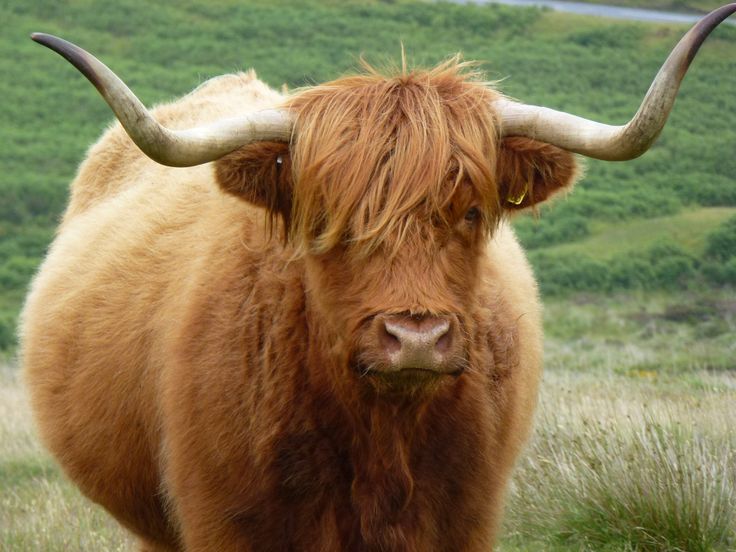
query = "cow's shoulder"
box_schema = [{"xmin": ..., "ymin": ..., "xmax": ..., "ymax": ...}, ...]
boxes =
[{"xmin": 63, "ymin": 72, "xmax": 283, "ymax": 222}]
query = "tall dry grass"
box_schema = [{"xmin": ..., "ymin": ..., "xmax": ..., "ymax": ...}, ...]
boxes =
[{"xmin": 503, "ymin": 370, "xmax": 736, "ymax": 551}]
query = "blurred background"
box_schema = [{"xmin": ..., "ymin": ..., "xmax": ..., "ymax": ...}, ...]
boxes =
[{"xmin": 1, "ymin": 1, "xmax": 734, "ymax": 550}]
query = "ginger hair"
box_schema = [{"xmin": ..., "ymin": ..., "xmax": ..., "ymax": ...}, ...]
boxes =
[{"xmin": 286, "ymin": 57, "xmax": 502, "ymax": 257}]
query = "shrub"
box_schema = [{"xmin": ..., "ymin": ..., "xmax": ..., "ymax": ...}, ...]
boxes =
[
  {"xmin": 607, "ymin": 256, "xmax": 656, "ymax": 290},
  {"xmin": 569, "ymin": 25, "xmax": 645, "ymax": 50},
  {"xmin": 668, "ymin": 174, "xmax": 736, "ymax": 207},
  {"xmin": 515, "ymin": 214, "xmax": 590, "ymax": 250},
  {"xmin": 703, "ymin": 258, "xmax": 736, "ymax": 286},
  {"xmin": 0, "ymin": 256, "xmax": 40, "ymax": 291},
  {"xmin": 0, "ymin": 311, "xmax": 17, "ymax": 351},
  {"xmin": 530, "ymin": 252, "xmax": 609, "ymax": 295},
  {"xmin": 0, "ymin": 225, "xmax": 53, "ymax": 264},
  {"xmin": 530, "ymin": 240, "xmax": 701, "ymax": 295},
  {"xmin": 652, "ymin": 255, "xmax": 696, "ymax": 288},
  {"xmin": 704, "ymin": 215, "xmax": 736, "ymax": 262}
]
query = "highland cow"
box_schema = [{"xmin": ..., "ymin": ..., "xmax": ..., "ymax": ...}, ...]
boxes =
[{"xmin": 21, "ymin": 5, "xmax": 735, "ymax": 551}]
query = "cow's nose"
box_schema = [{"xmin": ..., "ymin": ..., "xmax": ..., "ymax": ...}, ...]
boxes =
[{"xmin": 379, "ymin": 314, "xmax": 454, "ymax": 372}]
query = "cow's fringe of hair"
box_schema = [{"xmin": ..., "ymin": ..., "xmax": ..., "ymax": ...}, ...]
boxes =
[{"xmin": 285, "ymin": 55, "xmax": 502, "ymax": 258}]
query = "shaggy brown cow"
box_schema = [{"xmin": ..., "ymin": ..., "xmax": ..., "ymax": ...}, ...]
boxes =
[{"xmin": 21, "ymin": 6, "xmax": 735, "ymax": 551}]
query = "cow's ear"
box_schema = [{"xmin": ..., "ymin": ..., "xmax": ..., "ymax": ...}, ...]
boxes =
[
  {"xmin": 215, "ymin": 141, "xmax": 293, "ymax": 221},
  {"xmin": 496, "ymin": 137, "xmax": 580, "ymax": 210}
]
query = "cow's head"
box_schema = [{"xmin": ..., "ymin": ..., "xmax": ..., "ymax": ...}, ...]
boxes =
[
  {"xmin": 31, "ymin": 3, "xmax": 736, "ymax": 393},
  {"xmin": 215, "ymin": 60, "xmax": 578, "ymax": 392}
]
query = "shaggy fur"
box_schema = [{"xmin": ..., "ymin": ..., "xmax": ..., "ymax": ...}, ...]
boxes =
[{"xmin": 21, "ymin": 60, "xmax": 578, "ymax": 551}]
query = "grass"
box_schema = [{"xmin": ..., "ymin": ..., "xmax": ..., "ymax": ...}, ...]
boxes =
[
  {"xmin": 508, "ymin": 293, "xmax": 736, "ymax": 551},
  {"xmin": 502, "ymin": 368, "xmax": 736, "ymax": 552},
  {"xmin": 539, "ymin": 206, "xmax": 736, "ymax": 260},
  {"xmin": 2, "ymin": 294, "xmax": 735, "ymax": 551},
  {"xmin": 543, "ymin": 291, "xmax": 736, "ymax": 374}
]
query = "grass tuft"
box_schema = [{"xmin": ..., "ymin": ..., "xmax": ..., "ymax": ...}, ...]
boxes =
[{"xmin": 503, "ymin": 370, "xmax": 736, "ymax": 552}]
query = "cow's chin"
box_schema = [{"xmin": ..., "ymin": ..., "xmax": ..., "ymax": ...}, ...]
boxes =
[{"xmin": 351, "ymin": 358, "xmax": 465, "ymax": 396}]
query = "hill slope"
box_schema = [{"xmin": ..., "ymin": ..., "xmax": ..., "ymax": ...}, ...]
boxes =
[{"xmin": 1, "ymin": 0, "xmax": 735, "ymax": 350}]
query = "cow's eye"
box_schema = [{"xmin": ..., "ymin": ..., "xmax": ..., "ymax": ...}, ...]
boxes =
[{"xmin": 464, "ymin": 207, "xmax": 480, "ymax": 223}]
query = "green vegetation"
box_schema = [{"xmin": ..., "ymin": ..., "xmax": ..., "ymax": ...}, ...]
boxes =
[
  {"xmin": 2, "ymin": 0, "xmax": 735, "ymax": 349},
  {"xmin": 525, "ymin": 212, "xmax": 736, "ymax": 295},
  {"xmin": 520, "ymin": 207, "xmax": 736, "ymax": 259}
]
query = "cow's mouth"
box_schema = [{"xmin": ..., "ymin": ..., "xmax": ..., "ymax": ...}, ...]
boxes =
[
  {"xmin": 375, "ymin": 365, "xmax": 463, "ymax": 376},
  {"xmin": 353, "ymin": 359, "xmax": 465, "ymax": 393}
]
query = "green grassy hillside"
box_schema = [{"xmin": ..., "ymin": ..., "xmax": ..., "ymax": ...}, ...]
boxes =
[
  {"xmin": 544, "ymin": 207, "xmax": 735, "ymax": 260},
  {"xmin": 2, "ymin": 0, "xmax": 735, "ymax": 351}
]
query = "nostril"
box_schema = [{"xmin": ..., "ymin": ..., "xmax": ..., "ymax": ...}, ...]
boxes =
[
  {"xmin": 435, "ymin": 327, "xmax": 452, "ymax": 354},
  {"xmin": 379, "ymin": 322, "xmax": 402, "ymax": 354}
]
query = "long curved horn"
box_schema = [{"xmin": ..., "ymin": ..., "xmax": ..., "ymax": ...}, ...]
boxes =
[
  {"xmin": 496, "ymin": 3, "xmax": 736, "ymax": 161},
  {"xmin": 30, "ymin": 33, "xmax": 293, "ymax": 167}
]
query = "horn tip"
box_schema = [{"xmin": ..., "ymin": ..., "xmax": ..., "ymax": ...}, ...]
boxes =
[
  {"xmin": 28, "ymin": 33, "xmax": 104, "ymax": 93},
  {"xmin": 30, "ymin": 33, "xmax": 68, "ymax": 54},
  {"xmin": 31, "ymin": 33, "xmax": 51, "ymax": 44}
]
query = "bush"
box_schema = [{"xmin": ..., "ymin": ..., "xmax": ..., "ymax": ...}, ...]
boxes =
[
  {"xmin": 667, "ymin": 174, "xmax": 736, "ymax": 207},
  {"xmin": 653, "ymin": 255, "xmax": 696, "ymax": 289},
  {"xmin": 703, "ymin": 258, "xmax": 736, "ymax": 286},
  {"xmin": 515, "ymin": 214, "xmax": 590, "ymax": 249},
  {"xmin": 0, "ymin": 179, "xmax": 67, "ymax": 226},
  {"xmin": 545, "ymin": 186, "xmax": 682, "ymax": 223},
  {"xmin": 0, "ymin": 311, "xmax": 17, "ymax": 351},
  {"xmin": 607, "ymin": 256, "xmax": 656, "ymax": 290},
  {"xmin": 704, "ymin": 215, "xmax": 736, "ymax": 262},
  {"xmin": 530, "ymin": 240, "xmax": 700, "ymax": 295},
  {"xmin": 0, "ymin": 225, "xmax": 53, "ymax": 264},
  {"xmin": 569, "ymin": 25, "xmax": 644, "ymax": 49},
  {"xmin": 644, "ymin": 240, "xmax": 698, "ymax": 289},
  {"xmin": 0, "ymin": 256, "xmax": 40, "ymax": 291},
  {"xmin": 530, "ymin": 251, "xmax": 610, "ymax": 295}
]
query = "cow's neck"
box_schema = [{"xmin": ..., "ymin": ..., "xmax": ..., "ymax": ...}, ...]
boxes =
[
  {"xmin": 302, "ymin": 319, "xmax": 468, "ymax": 549},
  {"xmin": 347, "ymin": 395, "xmax": 432, "ymax": 549}
]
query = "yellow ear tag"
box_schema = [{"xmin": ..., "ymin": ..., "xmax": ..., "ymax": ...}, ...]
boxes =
[{"xmin": 507, "ymin": 187, "xmax": 527, "ymax": 205}]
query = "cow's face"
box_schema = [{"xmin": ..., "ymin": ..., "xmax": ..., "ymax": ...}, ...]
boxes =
[
  {"xmin": 299, "ymin": 184, "xmax": 490, "ymax": 393},
  {"xmin": 216, "ymin": 61, "xmax": 578, "ymax": 393}
]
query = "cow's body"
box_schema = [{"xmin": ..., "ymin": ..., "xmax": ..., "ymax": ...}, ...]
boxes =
[
  {"xmin": 21, "ymin": 72, "xmax": 544, "ymax": 551},
  {"xmin": 24, "ymin": 6, "xmax": 736, "ymax": 547}
]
